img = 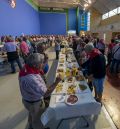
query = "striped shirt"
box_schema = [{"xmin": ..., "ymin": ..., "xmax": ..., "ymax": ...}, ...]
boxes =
[{"xmin": 19, "ymin": 74, "xmax": 47, "ymax": 101}]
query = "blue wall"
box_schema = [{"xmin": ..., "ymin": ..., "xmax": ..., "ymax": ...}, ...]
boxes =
[
  {"xmin": 78, "ymin": 10, "xmax": 88, "ymax": 32},
  {"xmin": 39, "ymin": 12, "xmax": 66, "ymax": 35},
  {"xmin": 0, "ymin": 0, "xmax": 88, "ymax": 36},
  {"xmin": 68, "ymin": 9, "xmax": 77, "ymax": 31},
  {"xmin": 0, "ymin": 0, "xmax": 40, "ymax": 36}
]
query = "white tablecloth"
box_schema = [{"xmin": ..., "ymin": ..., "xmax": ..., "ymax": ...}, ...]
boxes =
[{"xmin": 41, "ymin": 49, "xmax": 101, "ymax": 126}]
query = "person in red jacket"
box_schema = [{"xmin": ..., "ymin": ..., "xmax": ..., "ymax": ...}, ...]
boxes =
[{"xmin": 84, "ymin": 43, "xmax": 106, "ymax": 104}]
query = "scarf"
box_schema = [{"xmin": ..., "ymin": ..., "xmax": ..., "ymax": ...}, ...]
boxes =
[
  {"xmin": 89, "ymin": 48, "xmax": 101, "ymax": 59},
  {"xmin": 19, "ymin": 64, "xmax": 44, "ymax": 77}
]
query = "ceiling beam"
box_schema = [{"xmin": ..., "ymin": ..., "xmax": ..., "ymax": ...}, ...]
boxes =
[{"xmin": 33, "ymin": 0, "xmax": 78, "ymax": 8}]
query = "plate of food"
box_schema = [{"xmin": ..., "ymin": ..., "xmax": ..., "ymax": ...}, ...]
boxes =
[
  {"xmin": 76, "ymin": 75, "xmax": 84, "ymax": 81},
  {"xmin": 59, "ymin": 63, "xmax": 64, "ymax": 67},
  {"xmin": 65, "ymin": 95, "xmax": 78, "ymax": 105},
  {"xmin": 67, "ymin": 85, "xmax": 76, "ymax": 94},
  {"xmin": 67, "ymin": 59, "xmax": 71, "ymax": 63},
  {"xmin": 67, "ymin": 77, "xmax": 73, "ymax": 83},
  {"xmin": 60, "ymin": 56, "xmax": 64, "ymax": 59},
  {"xmin": 79, "ymin": 84, "xmax": 87, "ymax": 91},
  {"xmin": 71, "ymin": 59, "xmax": 76, "ymax": 62},
  {"xmin": 56, "ymin": 84, "xmax": 63, "ymax": 93},
  {"xmin": 57, "ymin": 68, "xmax": 64, "ymax": 73},
  {"xmin": 59, "ymin": 59, "xmax": 64, "ymax": 63}
]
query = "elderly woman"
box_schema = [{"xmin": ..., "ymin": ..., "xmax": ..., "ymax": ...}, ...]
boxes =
[{"xmin": 19, "ymin": 53, "xmax": 61, "ymax": 129}]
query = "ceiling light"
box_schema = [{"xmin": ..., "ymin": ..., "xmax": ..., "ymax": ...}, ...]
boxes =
[
  {"xmin": 84, "ymin": 3, "xmax": 89, "ymax": 7},
  {"xmin": 88, "ymin": 0, "xmax": 91, "ymax": 4}
]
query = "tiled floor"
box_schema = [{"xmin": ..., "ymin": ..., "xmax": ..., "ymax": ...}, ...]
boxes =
[{"xmin": 0, "ymin": 47, "xmax": 118, "ymax": 129}]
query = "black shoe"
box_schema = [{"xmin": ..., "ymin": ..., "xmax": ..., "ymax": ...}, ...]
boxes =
[
  {"xmin": 11, "ymin": 71, "xmax": 16, "ymax": 74},
  {"xmin": 44, "ymin": 128, "xmax": 50, "ymax": 129},
  {"xmin": 95, "ymin": 98, "xmax": 103, "ymax": 107}
]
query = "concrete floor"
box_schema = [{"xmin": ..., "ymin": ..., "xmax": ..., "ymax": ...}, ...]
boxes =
[{"xmin": 0, "ymin": 47, "xmax": 119, "ymax": 129}]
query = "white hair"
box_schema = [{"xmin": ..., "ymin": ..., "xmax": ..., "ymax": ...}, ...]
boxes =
[
  {"xmin": 84, "ymin": 42, "xmax": 94, "ymax": 53},
  {"xmin": 26, "ymin": 53, "xmax": 44, "ymax": 68}
]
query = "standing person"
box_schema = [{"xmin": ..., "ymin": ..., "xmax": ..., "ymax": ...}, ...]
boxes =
[
  {"xmin": 72, "ymin": 37, "xmax": 77, "ymax": 51},
  {"xmin": 96, "ymin": 39, "xmax": 105, "ymax": 55},
  {"xmin": 19, "ymin": 53, "xmax": 61, "ymax": 129},
  {"xmin": 107, "ymin": 39, "xmax": 116, "ymax": 66},
  {"xmin": 84, "ymin": 43, "xmax": 106, "ymax": 104},
  {"xmin": 26, "ymin": 37, "xmax": 34, "ymax": 54},
  {"xmin": 19, "ymin": 37, "xmax": 30, "ymax": 63},
  {"xmin": 37, "ymin": 44, "xmax": 49, "ymax": 75},
  {"xmin": 55, "ymin": 38, "xmax": 60, "ymax": 60},
  {"xmin": 1, "ymin": 36, "xmax": 5, "ymax": 45},
  {"xmin": 49, "ymin": 36, "xmax": 53, "ymax": 46},
  {"xmin": 110, "ymin": 42, "xmax": 120, "ymax": 74},
  {"xmin": 3, "ymin": 36, "xmax": 22, "ymax": 73}
]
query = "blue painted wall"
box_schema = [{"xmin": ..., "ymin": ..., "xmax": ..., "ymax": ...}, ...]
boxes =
[
  {"xmin": 0, "ymin": 0, "xmax": 88, "ymax": 36},
  {"xmin": 39, "ymin": 12, "xmax": 66, "ymax": 35},
  {"xmin": 78, "ymin": 10, "xmax": 88, "ymax": 32},
  {"xmin": 68, "ymin": 9, "xmax": 77, "ymax": 31},
  {"xmin": 0, "ymin": 0, "xmax": 40, "ymax": 36}
]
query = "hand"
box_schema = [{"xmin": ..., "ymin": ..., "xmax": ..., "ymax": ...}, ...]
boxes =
[
  {"xmin": 55, "ymin": 76, "xmax": 62, "ymax": 84},
  {"xmin": 88, "ymin": 75, "xmax": 93, "ymax": 82}
]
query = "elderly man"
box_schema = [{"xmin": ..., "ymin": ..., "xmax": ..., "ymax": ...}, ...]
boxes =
[
  {"xmin": 19, "ymin": 53, "xmax": 61, "ymax": 129},
  {"xmin": 84, "ymin": 43, "xmax": 106, "ymax": 104}
]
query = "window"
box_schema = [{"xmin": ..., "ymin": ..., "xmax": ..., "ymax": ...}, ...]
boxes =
[
  {"xmin": 87, "ymin": 12, "xmax": 90, "ymax": 31},
  {"xmin": 103, "ymin": 33, "xmax": 106, "ymax": 41},
  {"xmin": 102, "ymin": 13, "xmax": 109, "ymax": 20},
  {"xmin": 102, "ymin": 7, "xmax": 120, "ymax": 20},
  {"xmin": 109, "ymin": 8, "xmax": 117, "ymax": 17},
  {"xmin": 118, "ymin": 7, "xmax": 120, "ymax": 14}
]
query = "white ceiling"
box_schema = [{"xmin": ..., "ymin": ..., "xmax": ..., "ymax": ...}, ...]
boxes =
[
  {"xmin": 32, "ymin": 0, "xmax": 120, "ymax": 14},
  {"xmin": 93, "ymin": 0, "xmax": 120, "ymax": 14},
  {"xmin": 33, "ymin": 0, "xmax": 95, "ymax": 9}
]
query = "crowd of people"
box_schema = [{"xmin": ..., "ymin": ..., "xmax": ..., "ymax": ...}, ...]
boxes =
[{"xmin": 0, "ymin": 34, "xmax": 120, "ymax": 129}]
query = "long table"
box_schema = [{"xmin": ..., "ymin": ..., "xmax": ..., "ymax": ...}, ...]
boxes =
[{"xmin": 41, "ymin": 48, "xmax": 101, "ymax": 128}]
